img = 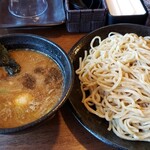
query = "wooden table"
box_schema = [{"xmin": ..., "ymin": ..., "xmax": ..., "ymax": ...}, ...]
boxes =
[{"xmin": 0, "ymin": 25, "xmax": 114, "ymax": 150}]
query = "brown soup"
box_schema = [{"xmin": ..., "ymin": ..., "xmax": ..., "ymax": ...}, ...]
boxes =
[{"xmin": 0, "ymin": 49, "xmax": 63, "ymax": 128}]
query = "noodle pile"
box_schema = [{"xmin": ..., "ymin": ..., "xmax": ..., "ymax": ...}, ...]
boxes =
[{"xmin": 76, "ymin": 32, "xmax": 150, "ymax": 141}]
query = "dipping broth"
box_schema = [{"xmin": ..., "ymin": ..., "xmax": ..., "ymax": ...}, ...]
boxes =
[{"xmin": 0, "ymin": 49, "xmax": 63, "ymax": 128}]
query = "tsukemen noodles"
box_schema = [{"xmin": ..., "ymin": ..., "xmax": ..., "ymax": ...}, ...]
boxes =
[{"xmin": 76, "ymin": 32, "xmax": 150, "ymax": 141}]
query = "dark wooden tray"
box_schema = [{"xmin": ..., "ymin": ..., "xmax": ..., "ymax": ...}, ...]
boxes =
[{"xmin": 0, "ymin": 0, "xmax": 66, "ymax": 28}]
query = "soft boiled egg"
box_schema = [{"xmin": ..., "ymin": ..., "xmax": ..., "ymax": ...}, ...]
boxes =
[{"xmin": 14, "ymin": 93, "xmax": 34, "ymax": 106}]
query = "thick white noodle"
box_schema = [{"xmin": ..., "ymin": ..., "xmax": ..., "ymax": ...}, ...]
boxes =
[{"xmin": 76, "ymin": 32, "xmax": 150, "ymax": 141}]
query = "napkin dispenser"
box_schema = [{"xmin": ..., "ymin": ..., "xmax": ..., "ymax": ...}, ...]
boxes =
[{"xmin": 105, "ymin": 0, "xmax": 147, "ymax": 25}]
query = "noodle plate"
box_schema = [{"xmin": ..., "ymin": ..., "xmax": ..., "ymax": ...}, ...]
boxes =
[{"xmin": 76, "ymin": 32, "xmax": 150, "ymax": 141}]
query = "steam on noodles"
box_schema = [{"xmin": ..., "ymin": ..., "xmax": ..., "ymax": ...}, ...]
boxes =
[{"xmin": 76, "ymin": 32, "xmax": 150, "ymax": 141}]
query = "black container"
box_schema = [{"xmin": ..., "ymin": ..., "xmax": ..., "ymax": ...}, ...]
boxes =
[
  {"xmin": 0, "ymin": 34, "xmax": 73, "ymax": 134},
  {"xmin": 65, "ymin": 0, "xmax": 107, "ymax": 32},
  {"xmin": 143, "ymin": 0, "xmax": 150, "ymax": 25},
  {"xmin": 107, "ymin": 13, "xmax": 148, "ymax": 25},
  {"xmin": 104, "ymin": 0, "xmax": 148, "ymax": 25}
]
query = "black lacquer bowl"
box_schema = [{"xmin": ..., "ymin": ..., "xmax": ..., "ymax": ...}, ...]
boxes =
[
  {"xmin": 69, "ymin": 23, "xmax": 150, "ymax": 150},
  {"xmin": 0, "ymin": 34, "xmax": 73, "ymax": 134}
]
